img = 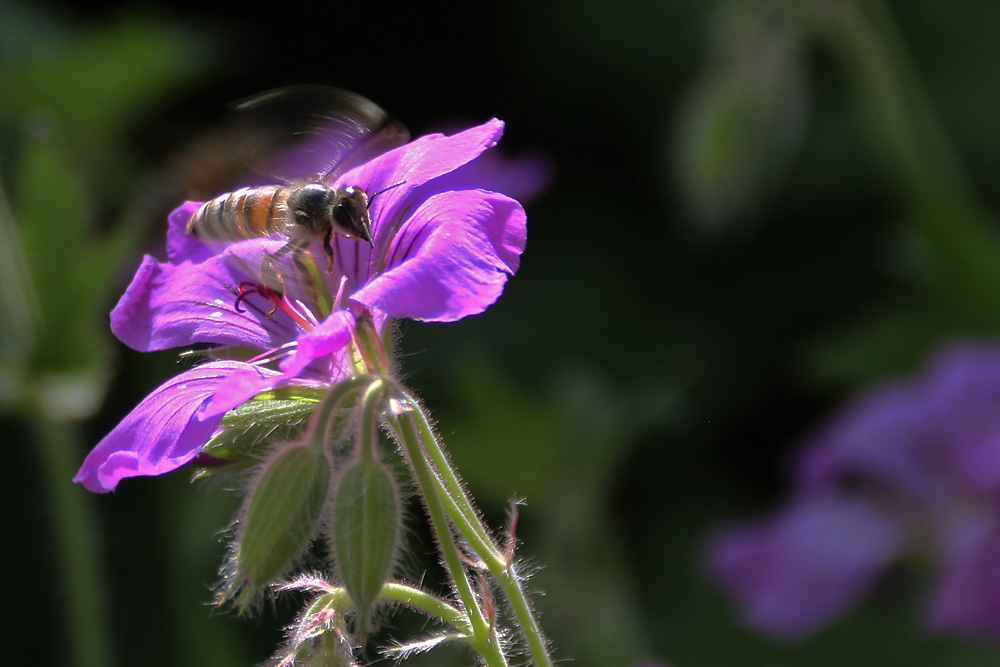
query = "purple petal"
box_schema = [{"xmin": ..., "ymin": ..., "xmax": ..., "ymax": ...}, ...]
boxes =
[
  {"xmin": 795, "ymin": 342, "xmax": 1000, "ymax": 502},
  {"xmin": 278, "ymin": 310, "xmax": 355, "ymax": 379},
  {"xmin": 74, "ymin": 361, "xmax": 277, "ymax": 493},
  {"xmin": 350, "ymin": 191, "xmax": 526, "ymax": 321},
  {"xmin": 708, "ymin": 496, "xmax": 903, "ymax": 639},
  {"xmin": 793, "ymin": 383, "xmax": 949, "ymax": 504},
  {"xmin": 918, "ymin": 343, "xmax": 1000, "ymax": 490},
  {"xmin": 925, "ymin": 511, "xmax": 1000, "ymax": 639},
  {"xmin": 431, "ymin": 139, "xmax": 553, "ymax": 204},
  {"xmin": 201, "ymin": 311, "xmax": 356, "ymax": 417},
  {"xmin": 200, "ymin": 364, "xmax": 282, "ymax": 417},
  {"xmin": 111, "ymin": 241, "xmax": 299, "ymax": 353},
  {"xmin": 340, "ymin": 119, "xmax": 507, "ymax": 244},
  {"xmin": 165, "ymin": 201, "xmax": 213, "ymax": 262}
]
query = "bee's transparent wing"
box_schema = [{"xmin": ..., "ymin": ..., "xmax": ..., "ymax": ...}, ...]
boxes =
[{"xmin": 233, "ymin": 85, "xmax": 410, "ymax": 184}]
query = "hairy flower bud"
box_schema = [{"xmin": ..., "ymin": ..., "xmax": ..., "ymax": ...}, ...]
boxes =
[
  {"xmin": 330, "ymin": 456, "xmax": 402, "ymax": 641},
  {"xmin": 229, "ymin": 440, "xmax": 332, "ymax": 602}
]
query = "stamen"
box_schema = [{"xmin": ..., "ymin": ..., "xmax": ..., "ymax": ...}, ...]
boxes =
[
  {"xmin": 289, "ymin": 297, "xmax": 321, "ymax": 328},
  {"xmin": 332, "ymin": 275, "xmax": 349, "ymax": 311},
  {"xmin": 246, "ymin": 340, "xmax": 298, "ymax": 366}
]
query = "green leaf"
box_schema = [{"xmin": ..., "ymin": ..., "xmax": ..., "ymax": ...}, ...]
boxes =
[{"xmin": 0, "ymin": 11, "xmax": 210, "ymax": 198}]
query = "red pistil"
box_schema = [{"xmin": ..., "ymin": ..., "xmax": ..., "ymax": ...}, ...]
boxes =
[{"xmin": 234, "ymin": 281, "xmax": 278, "ymax": 314}]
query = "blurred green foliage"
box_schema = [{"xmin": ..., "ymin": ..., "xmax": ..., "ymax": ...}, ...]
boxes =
[
  {"xmin": 0, "ymin": 4, "xmax": 206, "ymax": 414},
  {"xmin": 4, "ymin": 0, "xmax": 1000, "ymax": 665}
]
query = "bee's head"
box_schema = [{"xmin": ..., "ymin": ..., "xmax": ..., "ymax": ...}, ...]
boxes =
[
  {"xmin": 330, "ymin": 185, "xmax": 372, "ymax": 244},
  {"xmin": 288, "ymin": 183, "xmax": 372, "ymax": 244}
]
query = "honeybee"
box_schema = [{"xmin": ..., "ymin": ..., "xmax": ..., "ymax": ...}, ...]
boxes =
[{"xmin": 184, "ymin": 86, "xmax": 409, "ymax": 276}]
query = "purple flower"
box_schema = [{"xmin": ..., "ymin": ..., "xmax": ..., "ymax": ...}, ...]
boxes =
[
  {"xmin": 76, "ymin": 119, "xmax": 527, "ymax": 493},
  {"xmin": 708, "ymin": 342, "xmax": 1000, "ymax": 641}
]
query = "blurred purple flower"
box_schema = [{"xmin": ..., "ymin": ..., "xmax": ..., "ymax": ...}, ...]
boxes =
[
  {"xmin": 708, "ymin": 342, "xmax": 1000, "ymax": 641},
  {"xmin": 76, "ymin": 119, "xmax": 528, "ymax": 493}
]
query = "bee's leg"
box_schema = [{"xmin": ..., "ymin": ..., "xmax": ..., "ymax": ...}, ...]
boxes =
[
  {"xmin": 281, "ymin": 238, "xmax": 324, "ymax": 305},
  {"xmin": 322, "ymin": 228, "xmax": 335, "ymax": 274},
  {"xmin": 258, "ymin": 239, "xmax": 306, "ymax": 296},
  {"xmin": 259, "ymin": 250, "xmax": 288, "ymax": 295}
]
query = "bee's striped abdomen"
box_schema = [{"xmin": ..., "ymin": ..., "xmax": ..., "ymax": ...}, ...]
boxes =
[{"xmin": 186, "ymin": 185, "xmax": 290, "ymax": 242}]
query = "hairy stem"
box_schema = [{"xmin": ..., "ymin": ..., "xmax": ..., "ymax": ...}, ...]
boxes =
[
  {"xmin": 387, "ymin": 406, "xmax": 509, "ymax": 667},
  {"xmin": 390, "ymin": 388, "xmax": 553, "ymax": 667},
  {"xmin": 379, "ymin": 582, "xmax": 471, "ymax": 633}
]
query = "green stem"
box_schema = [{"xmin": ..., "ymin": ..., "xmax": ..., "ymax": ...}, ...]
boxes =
[
  {"xmin": 394, "ymin": 387, "xmax": 503, "ymax": 568},
  {"xmin": 379, "ymin": 582, "xmax": 471, "ymax": 632},
  {"xmin": 305, "ymin": 374, "xmax": 377, "ymax": 453},
  {"xmin": 386, "ymin": 408, "xmax": 508, "ymax": 667},
  {"xmin": 390, "ymin": 388, "xmax": 553, "ymax": 667},
  {"xmin": 821, "ymin": 0, "xmax": 972, "ymax": 201},
  {"xmin": 803, "ymin": 0, "xmax": 1000, "ymax": 304},
  {"xmin": 304, "ymin": 581, "xmax": 470, "ymax": 633},
  {"xmin": 357, "ymin": 379, "xmax": 385, "ymax": 463},
  {"xmin": 33, "ymin": 414, "xmax": 115, "ymax": 667},
  {"xmin": 490, "ymin": 566, "xmax": 551, "ymax": 667}
]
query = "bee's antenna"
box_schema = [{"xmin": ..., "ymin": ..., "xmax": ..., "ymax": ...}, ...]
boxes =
[{"xmin": 368, "ymin": 181, "xmax": 406, "ymax": 209}]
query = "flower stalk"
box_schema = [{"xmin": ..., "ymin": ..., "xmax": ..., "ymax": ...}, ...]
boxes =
[
  {"xmin": 386, "ymin": 386, "xmax": 553, "ymax": 667},
  {"xmin": 378, "ymin": 582, "xmax": 471, "ymax": 632},
  {"xmin": 394, "ymin": 389, "xmax": 505, "ymax": 568},
  {"xmin": 386, "ymin": 401, "xmax": 509, "ymax": 667}
]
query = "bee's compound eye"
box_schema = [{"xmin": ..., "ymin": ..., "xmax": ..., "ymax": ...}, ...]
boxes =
[
  {"xmin": 331, "ymin": 190, "xmax": 372, "ymax": 242},
  {"xmin": 331, "ymin": 198, "xmax": 356, "ymax": 227}
]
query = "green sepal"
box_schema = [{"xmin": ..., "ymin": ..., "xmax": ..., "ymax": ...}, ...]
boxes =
[
  {"xmin": 330, "ymin": 457, "xmax": 402, "ymax": 640},
  {"xmin": 234, "ymin": 442, "xmax": 332, "ymax": 597},
  {"xmin": 352, "ymin": 314, "xmax": 385, "ymax": 376},
  {"xmin": 296, "ymin": 252, "xmax": 334, "ymax": 321}
]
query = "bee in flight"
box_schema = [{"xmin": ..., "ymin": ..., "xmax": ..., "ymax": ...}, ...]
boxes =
[{"xmin": 184, "ymin": 86, "xmax": 409, "ymax": 280}]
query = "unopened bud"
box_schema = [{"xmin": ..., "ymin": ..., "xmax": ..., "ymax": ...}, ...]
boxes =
[
  {"xmin": 330, "ymin": 456, "xmax": 402, "ymax": 641},
  {"xmin": 673, "ymin": 3, "xmax": 807, "ymax": 235},
  {"xmin": 231, "ymin": 440, "xmax": 331, "ymax": 602}
]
